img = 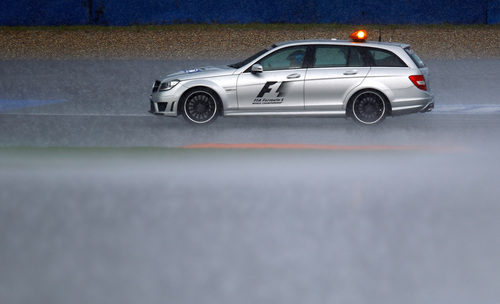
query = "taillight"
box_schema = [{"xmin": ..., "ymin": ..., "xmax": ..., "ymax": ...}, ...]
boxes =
[{"xmin": 409, "ymin": 75, "xmax": 427, "ymax": 91}]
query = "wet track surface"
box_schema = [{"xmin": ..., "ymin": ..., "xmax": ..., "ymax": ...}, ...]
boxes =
[
  {"xmin": 1, "ymin": 59, "xmax": 500, "ymax": 304},
  {"xmin": 1, "ymin": 58, "xmax": 500, "ymax": 147}
]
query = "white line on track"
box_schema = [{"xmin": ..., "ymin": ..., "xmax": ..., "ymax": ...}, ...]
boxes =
[
  {"xmin": 1, "ymin": 105, "xmax": 500, "ymax": 117},
  {"xmin": 0, "ymin": 113, "xmax": 152, "ymax": 117},
  {"xmin": 432, "ymin": 105, "xmax": 500, "ymax": 114}
]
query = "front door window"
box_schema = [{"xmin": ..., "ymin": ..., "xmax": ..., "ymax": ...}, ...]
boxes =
[{"xmin": 258, "ymin": 46, "xmax": 307, "ymax": 71}]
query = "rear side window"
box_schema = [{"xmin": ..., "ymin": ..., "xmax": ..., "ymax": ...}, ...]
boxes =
[
  {"xmin": 404, "ymin": 47, "xmax": 425, "ymax": 68},
  {"xmin": 347, "ymin": 47, "xmax": 366, "ymax": 67},
  {"xmin": 313, "ymin": 46, "xmax": 348, "ymax": 67},
  {"xmin": 366, "ymin": 48, "xmax": 407, "ymax": 67},
  {"xmin": 312, "ymin": 45, "xmax": 368, "ymax": 68}
]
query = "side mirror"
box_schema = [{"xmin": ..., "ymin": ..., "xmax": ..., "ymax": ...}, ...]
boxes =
[{"xmin": 251, "ymin": 64, "xmax": 263, "ymax": 73}]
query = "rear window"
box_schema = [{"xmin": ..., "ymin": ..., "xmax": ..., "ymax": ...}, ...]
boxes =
[
  {"xmin": 366, "ymin": 48, "xmax": 406, "ymax": 67},
  {"xmin": 404, "ymin": 47, "xmax": 425, "ymax": 68}
]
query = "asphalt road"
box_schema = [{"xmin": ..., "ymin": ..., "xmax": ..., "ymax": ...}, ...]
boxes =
[{"xmin": 1, "ymin": 59, "xmax": 500, "ymax": 304}]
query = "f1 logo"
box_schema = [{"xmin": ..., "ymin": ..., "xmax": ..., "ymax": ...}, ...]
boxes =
[
  {"xmin": 256, "ymin": 81, "xmax": 289, "ymax": 98},
  {"xmin": 257, "ymin": 81, "xmax": 277, "ymax": 98}
]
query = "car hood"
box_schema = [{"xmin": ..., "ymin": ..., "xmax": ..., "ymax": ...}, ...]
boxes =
[{"xmin": 164, "ymin": 65, "xmax": 236, "ymax": 81}]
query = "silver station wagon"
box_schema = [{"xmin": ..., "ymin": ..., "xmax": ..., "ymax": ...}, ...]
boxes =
[{"xmin": 149, "ymin": 30, "xmax": 434, "ymax": 125}]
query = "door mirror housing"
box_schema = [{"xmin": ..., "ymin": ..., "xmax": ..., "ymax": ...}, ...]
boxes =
[{"xmin": 251, "ymin": 64, "xmax": 263, "ymax": 73}]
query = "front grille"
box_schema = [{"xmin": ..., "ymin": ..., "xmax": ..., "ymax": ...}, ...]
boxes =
[
  {"xmin": 157, "ymin": 102, "xmax": 168, "ymax": 112},
  {"xmin": 152, "ymin": 80, "xmax": 161, "ymax": 93}
]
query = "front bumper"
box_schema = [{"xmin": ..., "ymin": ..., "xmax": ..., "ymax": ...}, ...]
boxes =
[
  {"xmin": 148, "ymin": 79, "xmax": 185, "ymax": 116},
  {"xmin": 149, "ymin": 97, "xmax": 178, "ymax": 116},
  {"xmin": 149, "ymin": 83, "xmax": 184, "ymax": 116}
]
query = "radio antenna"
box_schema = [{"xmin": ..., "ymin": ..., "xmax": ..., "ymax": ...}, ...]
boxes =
[{"xmin": 389, "ymin": 28, "xmax": 396, "ymax": 42}]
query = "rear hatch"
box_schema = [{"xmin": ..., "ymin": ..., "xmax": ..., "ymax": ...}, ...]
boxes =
[{"xmin": 404, "ymin": 47, "xmax": 430, "ymax": 90}]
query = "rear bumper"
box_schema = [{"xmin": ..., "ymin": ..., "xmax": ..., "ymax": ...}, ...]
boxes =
[
  {"xmin": 391, "ymin": 94, "xmax": 434, "ymax": 116},
  {"xmin": 419, "ymin": 100, "xmax": 434, "ymax": 113}
]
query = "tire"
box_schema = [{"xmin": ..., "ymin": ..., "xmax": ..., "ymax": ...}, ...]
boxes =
[
  {"xmin": 181, "ymin": 88, "xmax": 219, "ymax": 124},
  {"xmin": 350, "ymin": 90, "xmax": 387, "ymax": 125}
]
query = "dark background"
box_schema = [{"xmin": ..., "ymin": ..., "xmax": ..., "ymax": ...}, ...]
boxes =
[{"xmin": 1, "ymin": 0, "xmax": 500, "ymax": 26}]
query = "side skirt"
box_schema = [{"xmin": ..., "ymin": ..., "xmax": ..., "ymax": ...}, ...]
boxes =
[{"xmin": 224, "ymin": 110, "xmax": 346, "ymax": 117}]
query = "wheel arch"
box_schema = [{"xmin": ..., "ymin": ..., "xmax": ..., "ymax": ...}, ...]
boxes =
[
  {"xmin": 345, "ymin": 88, "xmax": 392, "ymax": 117},
  {"xmin": 177, "ymin": 85, "xmax": 224, "ymax": 116}
]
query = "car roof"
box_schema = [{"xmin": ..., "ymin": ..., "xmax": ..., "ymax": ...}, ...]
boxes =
[{"xmin": 273, "ymin": 39, "xmax": 410, "ymax": 50}]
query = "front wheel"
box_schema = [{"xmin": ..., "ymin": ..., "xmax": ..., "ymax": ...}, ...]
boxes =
[
  {"xmin": 350, "ymin": 91, "xmax": 387, "ymax": 125},
  {"xmin": 181, "ymin": 88, "xmax": 219, "ymax": 124}
]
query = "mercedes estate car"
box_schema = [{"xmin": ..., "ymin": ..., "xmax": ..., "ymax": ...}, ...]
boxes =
[{"xmin": 149, "ymin": 30, "xmax": 434, "ymax": 125}]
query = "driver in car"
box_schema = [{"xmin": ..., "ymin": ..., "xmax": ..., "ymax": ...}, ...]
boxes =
[{"xmin": 287, "ymin": 50, "xmax": 305, "ymax": 68}]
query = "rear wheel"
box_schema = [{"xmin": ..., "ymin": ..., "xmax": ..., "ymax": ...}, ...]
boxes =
[
  {"xmin": 181, "ymin": 88, "xmax": 219, "ymax": 124},
  {"xmin": 350, "ymin": 90, "xmax": 386, "ymax": 125}
]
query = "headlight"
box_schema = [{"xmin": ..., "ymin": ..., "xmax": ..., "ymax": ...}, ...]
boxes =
[{"xmin": 159, "ymin": 80, "xmax": 180, "ymax": 91}]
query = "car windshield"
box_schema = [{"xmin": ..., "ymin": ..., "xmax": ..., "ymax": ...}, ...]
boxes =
[{"xmin": 228, "ymin": 46, "xmax": 275, "ymax": 69}]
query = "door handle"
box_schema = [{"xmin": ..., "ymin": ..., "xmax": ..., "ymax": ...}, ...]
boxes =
[
  {"xmin": 287, "ymin": 73, "xmax": 301, "ymax": 79},
  {"xmin": 343, "ymin": 70, "xmax": 358, "ymax": 75}
]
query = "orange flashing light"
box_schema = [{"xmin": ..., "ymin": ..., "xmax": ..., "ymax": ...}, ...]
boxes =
[{"xmin": 350, "ymin": 30, "xmax": 367, "ymax": 42}]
